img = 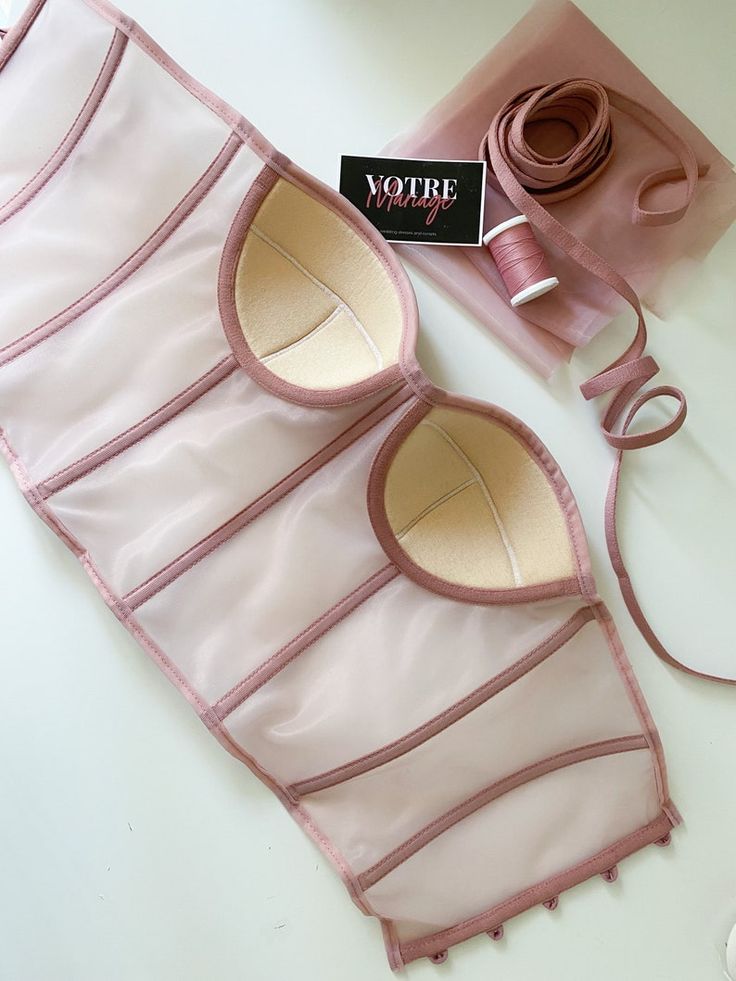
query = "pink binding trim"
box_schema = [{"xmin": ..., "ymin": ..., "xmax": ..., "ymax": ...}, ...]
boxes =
[
  {"xmin": 214, "ymin": 563, "xmax": 401, "ymax": 719},
  {"xmin": 0, "ymin": 29, "xmax": 127, "ymax": 224},
  {"xmin": 37, "ymin": 355, "xmax": 238, "ymax": 498},
  {"xmin": 290, "ymin": 606, "xmax": 595, "ymax": 797},
  {"xmin": 605, "ymin": 446, "xmax": 735, "ymax": 686},
  {"xmin": 591, "ymin": 604, "xmax": 680, "ymax": 827},
  {"xmin": 0, "ymin": 132, "xmax": 242, "ymax": 368},
  {"xmin": 0, "ymin": 0, "xmax": 44, "ymax": 69},
  {"xmin": 357, "ymin": 734, "xmax": 649, "ymax": 891},
  {"xmin": 399, "ymin": 811, "xmax": 674, "ymax": 965},
  {"xmin": 367, "ymin": 391, "xmax": 596, "ymax": 606},
  {"xmin": 122, "ymin": 384, "xmax": 415, "ymax": 610}
]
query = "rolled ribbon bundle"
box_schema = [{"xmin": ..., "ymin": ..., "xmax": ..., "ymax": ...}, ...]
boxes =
[
  {"xmin": 480, "ymin": 79, "xmax": 699, "ymax": 222},
  {"xmin": 478, "ymin": 78, "xmax": 729, "ymax": 685}
]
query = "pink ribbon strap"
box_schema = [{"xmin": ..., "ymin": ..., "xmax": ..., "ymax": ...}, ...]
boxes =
[{"xmin": 480, "ymin": 79, "xmax": 724, "ymax": 682}]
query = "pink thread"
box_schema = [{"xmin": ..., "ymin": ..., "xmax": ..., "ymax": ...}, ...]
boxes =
[{"xmin": 486, "ymin": 220, "xmax": 557, "ymax": 305}]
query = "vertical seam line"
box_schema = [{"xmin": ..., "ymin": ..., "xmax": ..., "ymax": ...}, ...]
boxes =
[
  {"xmin": 250, "ymin": 222, "xmax": 383, "ymax": 370},
  {"xmin": 214, "ymin": 564, "xmax": 401, "ymax": 718},
  {"xmin": 357, "ymin": 734, "xmax": 649, "ymax": 891},
  {"xmin": 395, "ymin": 479, "xmax": 476, "ymax": 540},
  {"xmin": 37, "ymin": 354, "xmax": 238, "ymax": 498},
  {"xmin": 421, "ymin": 420, "xmax": 523, "ymax": 586},
  {"xmin": 121, "ymin": 384, "xmax": 415, "ymax": 610},
  {"xmin": 0, "ymin": 132, "xmax": 242, "ymax": 368},
  {"xmin": 261, "ymin": 306, "xmax": 344, "ymax": 363},
  {"xmin": 0, "ymin": 29, "xmax": 128, "ymax": 225},
  {"xmin": 289, "ymin": 606, "xmax": 595, "ymax": 797}
]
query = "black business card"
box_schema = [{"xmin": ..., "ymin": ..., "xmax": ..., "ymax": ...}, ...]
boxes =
[{"xmin": 339, "ymin": 155, "xmax": 486, "ymax": 246}]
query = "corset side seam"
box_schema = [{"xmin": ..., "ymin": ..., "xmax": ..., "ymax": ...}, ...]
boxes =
[
  {"xmin": 289, "ymin": 605, "xmax": 596, "ymax": 796},
  {"xmin": 37, "ymin": 354, "xmax": 238, "ymax": 498},
  {"xmin": 0, "ymin": 131, "xmax": 242, "ymax": 368},
  {"xmin": 357, "ymin": 734, "xmax": 650, "ymax": 892},
  {"xmin": 0, "ymin": 28, "xmax": 128, "ymax": 226},
  {"xmin": 590, "ymin": 600, "xmax": 675, "ymax": 815},
  {"xmin": 121, "ymin": 383, "xmax": 415, "ymax": 610},
  {"xmin": 214, "ymin": 563, "xmax": 401, "ymax": 719},
  {"xmin": 0, "ymin": 0, "xmax": 45, "ymax": 71}
]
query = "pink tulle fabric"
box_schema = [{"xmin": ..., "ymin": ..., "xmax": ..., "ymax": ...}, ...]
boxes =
[{"xmin": 381, "ymin": 0, "xmax": 736, "ymax": 376}]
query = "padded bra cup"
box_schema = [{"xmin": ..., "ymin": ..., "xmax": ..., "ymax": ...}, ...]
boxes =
[
  {"xmin": 234, "ymin": 177, "xmax": 404, "ymax": 390},
  {"xmin": 382, "ymin": 405, "xmax": 575, "ymax": 590}
]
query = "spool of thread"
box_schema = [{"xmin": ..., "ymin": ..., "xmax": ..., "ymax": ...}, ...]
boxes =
[{"xmin": 482, "ymin": 215, "xmax": 559, "ymax": 307}]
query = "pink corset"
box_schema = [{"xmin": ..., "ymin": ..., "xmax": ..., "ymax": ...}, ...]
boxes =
[{"xmin": 0, "ymin": 0, "xmax": 678, "ymax": 968}]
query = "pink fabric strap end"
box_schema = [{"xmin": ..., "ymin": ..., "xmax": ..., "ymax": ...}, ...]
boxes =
[{"xmin": 482, "ymin": 78, "xmax": 715, "ymax": 681}]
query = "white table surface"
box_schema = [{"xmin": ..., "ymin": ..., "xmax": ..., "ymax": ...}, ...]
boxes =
[{"xmin": 1, "ymin": 1, "xmax": 735, "ymax": 979}]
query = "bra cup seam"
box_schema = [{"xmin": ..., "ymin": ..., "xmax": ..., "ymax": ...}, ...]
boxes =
[{"xmin": 245, "ymin": 222, "xmax": 384, "ymax": 371}]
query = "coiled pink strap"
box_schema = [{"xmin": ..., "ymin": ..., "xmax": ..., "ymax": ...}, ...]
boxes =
[{"xmin": 480, "ymin": 79, "xmax": 728, "ymax": 683}]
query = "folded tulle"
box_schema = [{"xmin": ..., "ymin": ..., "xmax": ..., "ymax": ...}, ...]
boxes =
[{"xmin": 381, "ymin": 0, "xmax": 736, "ymax": 376}]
